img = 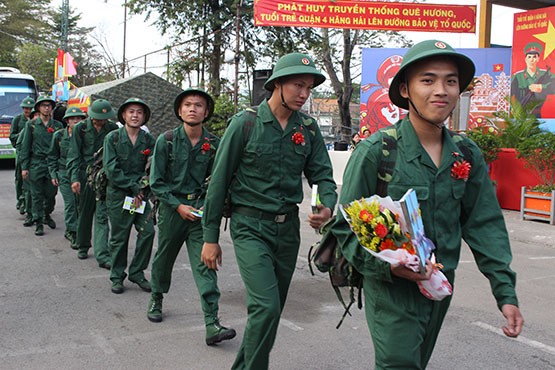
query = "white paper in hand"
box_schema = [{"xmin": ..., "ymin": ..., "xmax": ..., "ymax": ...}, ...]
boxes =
[{"xmin": 122, "ymin": 196, "xmax": 146, "ymax": 214}]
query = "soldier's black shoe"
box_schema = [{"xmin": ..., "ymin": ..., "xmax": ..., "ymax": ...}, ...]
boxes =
[
  {"xmin": 23, "ymin": 217, "xmax": 34, "ymax": 227},
  {"xmin": 44, "ymin": 215, "xmax": 56, "ymax": 229},
  {"xmin": 147, "ymin": 293, "xmax": 163, "ymax": 322},
  {"xmin": 34, "ymin": 224, "xmax": 44, "ymax": 236},
  {"xmin": 205, "ymin": 320, "xmax": 236, "ymax": 345}
]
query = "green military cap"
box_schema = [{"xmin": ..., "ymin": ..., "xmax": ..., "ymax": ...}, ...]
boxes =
[
  {"xmin": 33, "ymin": 95, "xmax": 56, "ymax": 111},
  {"xmin": 88, "ymin": 99, "xmax": 116, "ymax": 120},
  {"xmin": 20, "ymin": 96, "xmax": 35, "ymax": 108},
  {"xmin": 264, "ymin": 52, "xmax": 326, "ymax": 91},
  {"xmin": 389, "ymin": 40, "xmax": 476, "ymax": 110},
  {"xmin": 63, "ymin": 106, "xmax": 86, "ymax": 121},
  {"xmin": 524, "ymin": 42, "xmax": 543, "ymax": 55},
  {"xmin": 117, "ymin": 97, "xmax": 151, "ymax": 125},
  {"xmin": 173, "ymin": 88, "xmax": 214, "ymax": 122}
]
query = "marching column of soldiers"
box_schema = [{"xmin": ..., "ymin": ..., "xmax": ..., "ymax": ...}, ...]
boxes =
[
  {"xmin": 11, "ymin": 53, "xmax": 344, "ymax": 369},
  {"xmin": 11, "ymin": 90, "xmax": 239, "ymax": 347}
]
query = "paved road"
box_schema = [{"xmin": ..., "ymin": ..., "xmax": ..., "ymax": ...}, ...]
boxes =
[{"xmin": 0, "ymin": 160, "xmax": 554, "ymax": 370}]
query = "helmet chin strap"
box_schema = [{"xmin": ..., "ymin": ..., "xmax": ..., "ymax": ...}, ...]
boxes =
[
  {"xmin": 407, "ymin": 98, "xmax": 447, "ymax": 130},
  {"xmin": 278, "ymin": 79, "xmax": 293, "ymax": 111}
]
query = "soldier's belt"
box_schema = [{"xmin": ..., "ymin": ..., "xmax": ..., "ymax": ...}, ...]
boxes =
[
  {"xmin": 233, "ymin": 206, "xmax": 297, "ymax": 224},
  {"xmin": 181, "ymin": 193, "xmax": 199, "ymax": 200}
]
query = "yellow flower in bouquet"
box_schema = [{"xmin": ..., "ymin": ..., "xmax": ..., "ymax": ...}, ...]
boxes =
[{"xmin": 343, "ymin": 197, "xmax": 414, "ymax": 254}]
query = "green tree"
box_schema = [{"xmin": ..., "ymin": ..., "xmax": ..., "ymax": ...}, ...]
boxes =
[
  {"xmin": 0, "ymin": 0, "xmax": 51, "ymax": 66},
  {"xmin": 128, "ymin": 0, "xmax": 239, "ymax": 97},
  {"xmin": 15, "ymin": 44, "xmax": 55, "ymax": 91},
  {"xmin": 47, "ymin": 5, "xmax": 110, "ymax": 86}
]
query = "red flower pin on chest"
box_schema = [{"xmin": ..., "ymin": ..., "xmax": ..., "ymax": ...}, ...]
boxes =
[
  {"xmin": 47, "ymin": 127, "xmax": 54, "ymax": 134},
  {"xmin": 201, "ymin": 138, "xmax": 211, "ymax": 154},
  {"xmin": 141, "ymin": 148, "xmax": 151, "ymax": 156},
  {"xmin": 292, "ymin": 131, "xmax": 305, "ymax": 146},
  {"xmin": 451, "ymin": 152, "xmax": 471, "ymax": 181}
]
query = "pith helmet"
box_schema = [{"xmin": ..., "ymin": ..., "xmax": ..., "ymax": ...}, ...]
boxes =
[
  {"xmin": 88, "ymin": 99, "xmax": 116, "ymax": 120},
  {"xmin": 20, "ymin": 96, "xmax": 35, "ymax": 108},
  {"xmin": 118, "ymin": 97, "xmax": 151, "ymax": 125},
  {"xmin": 264, "ymin": 53, "xmax": 326, "ymax": 91},
  {"xmin": 173, "ymin": 88, "xmax": 214, "ymax": 122},
  {"xmin": 389, "ymin": 40, "xmax": 476, "ymax": 110},
  {"xmin": 33, "ymin": 95, "xmax": 56, "ymax": 110},
  {"xmin": 63, "ymin": 106, "xmax": 86, "ymax": 121}
]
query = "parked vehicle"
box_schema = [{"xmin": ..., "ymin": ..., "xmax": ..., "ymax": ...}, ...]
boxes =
[{"xmin": 0, "ymin": 67, "xmax": 39, "ymax": 159}]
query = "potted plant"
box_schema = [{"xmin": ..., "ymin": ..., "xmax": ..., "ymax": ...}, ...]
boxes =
[
  {"xmin": 466, "ymin": 125, "xmax": 501, "ymax": 167},
  {"xmin": 516, "ymin": 131, "xmax": 555, "ymax": 224},
  {"xmin": 487, "ymin": 98, "xmax": 545, "ymax": 210}
]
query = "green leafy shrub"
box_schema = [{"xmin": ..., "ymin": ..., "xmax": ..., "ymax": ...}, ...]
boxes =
[{"xmin": 516, "ymin": 131, "xmax": 555, "ymax": 192}]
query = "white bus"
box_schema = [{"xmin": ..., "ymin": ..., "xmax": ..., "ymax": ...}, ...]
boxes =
[{"xmin": 0, "ymin": 67, "xmax": 39, "ymax": 159}]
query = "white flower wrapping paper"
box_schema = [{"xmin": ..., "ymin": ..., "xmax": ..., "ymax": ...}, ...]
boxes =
[{"xmin": 340, "ymin": 194, "xmax": 453, "ymax": 301}]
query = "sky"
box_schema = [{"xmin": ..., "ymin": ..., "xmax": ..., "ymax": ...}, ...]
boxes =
[{"xmin": 54, "ymin": 0, "xmax": 525, "ymax": 84}]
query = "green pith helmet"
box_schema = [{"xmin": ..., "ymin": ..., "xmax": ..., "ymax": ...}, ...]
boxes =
[
  {"xmin": 33, "ymin": 95, "xmax": 56, "ymax": 111},
  {"xmin": 117, "ymin": 97, "xmax": 151, "ymax": 125},
  {"xmin": 63, "ymin": 106, "xmax": 86, "ymax": 121},
  {"xmin": 20, "ymin": 96, "xmax": 35, "ymax": 109},
  {"xmin": 389, "ymin": 40, "xmax": 476, "ymax": 110},
  {"xmin": 88, "ymin": 99, "xmax": 116, "ymax": 120},
  {"xmin": 173, "ymin": 88, "xmax": 214, "ymax": 122},
  {"xmin": 264, "ymin": 53, "xmax": 326, "ymax": 91}
]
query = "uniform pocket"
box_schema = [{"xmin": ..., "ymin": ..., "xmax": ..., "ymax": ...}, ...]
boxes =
[
  {"xmin": 244, "ymin": 143, "xmax": 274, "ymax": 176},
  {"xmin": 452, "ymin": 180, "xmax": 466, "ymax": 199}
]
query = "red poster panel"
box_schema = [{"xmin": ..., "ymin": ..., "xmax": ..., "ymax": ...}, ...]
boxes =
[
  {"xmin": 254, "ymin": 0, "xmax": 476, "ymax": 33},
  {"xmin": 511, "ymin": 6, "xmax": 555, "ymax": 119}
]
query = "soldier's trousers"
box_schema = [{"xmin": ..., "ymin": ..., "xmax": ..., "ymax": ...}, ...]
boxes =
[
  {"xmin": 75, "ymin": 181, "xmax": 111, "ymax": 264},
  {"xmin": 150, "ymin": 203, "xmax": 220, "ymax": 325},
  {"xmin": 230, "ymin": 211, "xmax": 300, "ymax": 370},
  {"xmin": 29, "ymin": 164, "xmax": 56, "ymax": 223},
  {"xmin": 58, "ymin": 170, "xmax": 77, "ymax": 233},
  {"xmin": 363, "ymin": 271, "xmax": 454, "ymax": 369},
  {"xmin": 106, "ymin": 189, "xmax": 154, "ymax": 283}
]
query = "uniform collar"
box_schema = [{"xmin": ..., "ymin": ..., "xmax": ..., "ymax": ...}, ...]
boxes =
[{"xmin": 258, "ymin": 99, "xmax": 303, "ymax": 136}]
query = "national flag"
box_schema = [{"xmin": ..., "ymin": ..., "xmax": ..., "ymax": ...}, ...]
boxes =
[
  {"xmin": 493, "ymin": 63, "xmax": 504, "ymax": 72},
  {"xmin": 56, "ymin": 49, "xmax": 65, "ymax": 79}
]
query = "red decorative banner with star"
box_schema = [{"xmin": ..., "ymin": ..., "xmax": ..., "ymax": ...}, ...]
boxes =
[
  {"xmin": 254, "ymin": 0, "xmax": 476, "ymax": 33},
  {"xmin": 511, "ymin": 5, "xmax": 555, "ymax": 119}
]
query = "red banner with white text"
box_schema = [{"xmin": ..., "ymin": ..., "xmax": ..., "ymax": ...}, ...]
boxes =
[{"xmin": 254, "ymin": 0, "xmax": 476, "ymax": 33}]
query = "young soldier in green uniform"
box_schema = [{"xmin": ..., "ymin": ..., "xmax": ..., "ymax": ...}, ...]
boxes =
[
  {"xmin": 48, "ymin": 107, "xmax": 86, "ymax": 248},
  {"xmin": 201, "ymin": 53, "xmax": 337, "ymax": 369},
  {"xmin": 146, "ymin": 88, "xmax": 236, "ymax": 346},
  {"xmin": 67, "ymin": 99, "xmax": 118, "ymax": 266},
  {"xmin": 332, "ymin": 40, "xmax": 524, "ymax": 369},
  {"xmin": 18, "ymin": 108, "xmax": 40, "ymax": 225},
  {"xmin": 103, "ymin": 98, "xmax": 155, "ymax": 294},
  {"xmin": 19, "ymin": 96, "xmax": 63, "ymax": 236},
  {"xmin": 10, "ymin": 96, "xmax": 35, "ymax": 212},
  {"xmin": 511, "ymin": 42, "xmax": 555, "ymax": 117}
]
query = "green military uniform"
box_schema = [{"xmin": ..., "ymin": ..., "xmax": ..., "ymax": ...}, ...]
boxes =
[
  {"xmin": 203, "ymin": 97, "xmax": 337, "ymax": 369},
  {"xmin": 48, "ymin": 107, "xmax": 85, "ymax": 247},
  {"xmin": 332, "ymin": 40, "xmax": 519, "ymax": 370},
  {"xmin": 511, "ymin": 42, "xmax": 555, "ymax": 117},
  {"xmin": 149, "ymin": 125, "xmax": 220, "ymax": 316},
  {"xmin": 66, "ymin": 99, "xmax": 118, "ymax": 263},
  {"xmin": 16, "ymin": 123, "xmax": 33, "ymax": 220},
  {"xmin": 19, "ymin": 97, "xmax": 63, "ymax": 235},
  {"xmin": 10, "ymin": 97, "xmax": 35, "ymax": 211},
  {"xmin": 104, "ymin": 121, "xmax": 155, "ymax": 291}
]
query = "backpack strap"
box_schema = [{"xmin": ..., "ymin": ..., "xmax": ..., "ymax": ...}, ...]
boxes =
[
  {"xmin": 376, "ymin": 126, "xmax": 473, "ymax": 198},
  {"xmin": 376, "ymin": 125, "xmax": 399, "ymax": 197},
  {"xmin": 242, "ymin": 106, "xmax": 258, "ymax": 145}
]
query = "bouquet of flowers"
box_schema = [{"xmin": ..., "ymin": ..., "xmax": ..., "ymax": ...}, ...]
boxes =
[{"xmin": 340, "ymin": 193, "xmax": 452, "ymax": 301}]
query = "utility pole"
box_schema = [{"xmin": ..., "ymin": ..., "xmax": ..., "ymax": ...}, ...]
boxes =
[
  {"xmin": 122, "ymin": 0, "xmax": 127, "ymax": 78},
  {"xmin": 234, "ymin": 0, "xmax": 243, "ymax": 112},
  {"xmin": 61, "ymin": 0, "xmax": 69, "ymax": 51}
]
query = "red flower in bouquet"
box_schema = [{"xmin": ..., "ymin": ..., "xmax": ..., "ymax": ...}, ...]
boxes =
[
  {"xmin": 201, "ymin": 138, "xmax": 212, "ymax": 154},
  {"xmin": 292, "ymin": 131, "xmax": 305, "ymax": 145},
  {"xmin": 141, "ymin": 148, "xmax": 151, "ymax": 156},
  {"xmin": 359, "ymin": 209, "xmax": 373, "ymax": 223},
  {"xmin": 47, "ymin": 127, "xmax": 54, "ymax": 133},
  {"xmin": 451, "ymin": 152, "xmax": 471, "ymax": 181}
]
